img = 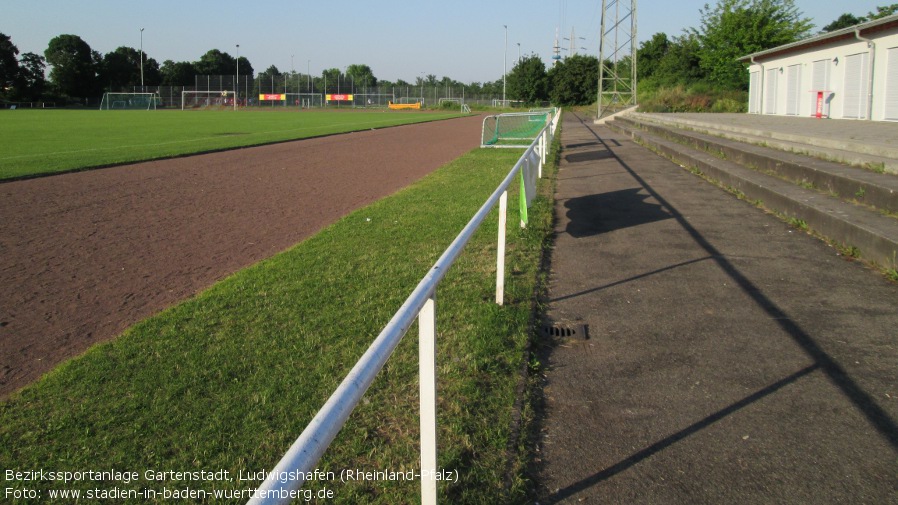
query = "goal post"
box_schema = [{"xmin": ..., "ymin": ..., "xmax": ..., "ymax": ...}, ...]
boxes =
[
  {"xmin": 181, "ymin": 90, "xmax": 237, "ymax": 110},
  {"xmin": 99, "ymin": 92, "xmax": 160, "ymax": 110}
]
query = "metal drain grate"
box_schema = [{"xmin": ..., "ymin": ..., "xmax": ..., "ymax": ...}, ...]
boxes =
[{"xmin": 541, "ymin": 320, "xmax": 588, "ymax": 339}]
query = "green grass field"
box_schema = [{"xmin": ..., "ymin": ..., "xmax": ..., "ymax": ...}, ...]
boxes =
[
  {"xmin": 0, "ymin": 129, "xmax": 560, "ymax": 503},
  {"xmin": 0, "ymin": 109, "xmax": 463, "ymax": 180}
]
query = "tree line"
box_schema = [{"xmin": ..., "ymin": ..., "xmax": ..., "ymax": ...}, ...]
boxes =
[
  {"xmin": 505, "ymin": 1, "xmax": 897, "ymax": 108},
  {"xmin": 0, "ymin": 32, "xmax": 507, "ymax": 104},
  {"xmin": 2, "ymin": 2, "xmax": 894, "ymax": 106}
]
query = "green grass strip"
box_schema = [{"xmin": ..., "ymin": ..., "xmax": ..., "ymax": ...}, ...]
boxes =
[
  {"xmin": 0, "ymin": 142, "xmax": 557, "ymax": 503},
  {"xmin": 0, "ymin": 109, "xmax": 462, "ymax": 180}
]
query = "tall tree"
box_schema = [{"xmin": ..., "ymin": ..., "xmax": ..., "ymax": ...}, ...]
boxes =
[
  {"xmin": 141, "ymin": 57, "xmax": 162, "ymax": 87},
  {"xmin": 867, "ymin": 4, "xmax": 898, "ymax": 19},
  {"xmin": 507, "ymin": 54, "xmax": 548, "ymax": 103},
  {"xmin": 822, "ymin": 5, "xmax": 897, "ymax": 32},
  {"xmin": 160, "ymin": 60, "xmax": 196, "ymax": 86},
  {"xmin": 44, "ymin": 34, "xmax": 101, "ymax": 99},
  {"xmin": 101, "ymin": 46, "xmax": 142, "ymax": 90},
  {"xmin": 320, "ymin": 68, "xmax": 343, "ymax": 92},
  {"xmin": 652, "ymin": 33, "xmax": 705, "ymax": 88},
  {"xmin": 0, "ymin": 33, "xmax": 20, "ymax": 99},
  {"xmin": 346, "ymin": 64, "xmax": 377, "ymax": 89},
  {"xmin": 822, "ymin": 13, "xmax": 866, "ymax": 32},
  {"xmin": 636, "ymin": 33, "xmax": 671, "ymax": 82},
  {"xmin": 693, "ymin": 0, "xmax": 813, "ymax": 90},
  {"xmin": 236, "ymin": 56, "xmax": 253, "ymax": 79},
  {"xmin": 15, "ymin": 52, "xmax": 46, "ymax": 100},
  {"xmin": 194, "ymin": 49, "xmax": 236, "ymax": 75},
  {"xmin": 257, "ymin": 65, "xmax": 282, "ymax": 93},
  {"xmin": 547, "ymin": 53, "xmax": 599, "ymax": 105}
]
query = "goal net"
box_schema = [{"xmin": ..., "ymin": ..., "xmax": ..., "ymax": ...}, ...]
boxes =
[
  {"xmin": 100, "ymin": 92, "xmax": 159, "ymax": 110},
  {"xmin": 481, "ymin": 112, "xmax": 550, "ymax": 147},
  {"xmin": 181, "ymin": 90, "xmax": 237, "ymax": 110}
]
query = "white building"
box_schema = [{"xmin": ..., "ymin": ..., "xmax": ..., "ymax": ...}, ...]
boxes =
[{"xmin": 740, "ymin": 14, "xmax": 898, "ymax": 121}]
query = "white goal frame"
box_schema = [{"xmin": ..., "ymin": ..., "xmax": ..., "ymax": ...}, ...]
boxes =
[
  {"xmin": 284, "ymin": 93, "xmax": 325, "ymax": 108},
  {"xmin": 99, "ymin": 92, "xmax": 159, "ymax": 110},
  {"xmin": 181, "ymin": 90, "xmax": 237, "ymax": 110}
]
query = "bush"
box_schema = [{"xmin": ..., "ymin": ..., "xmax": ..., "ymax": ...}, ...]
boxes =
[
  {"xmin": 711, "ymin": 97, "xmax": 746, "ymax": 113},
  {"xmin": 637, "ymin": 84, "xmax": 747, "ymax": 113}
]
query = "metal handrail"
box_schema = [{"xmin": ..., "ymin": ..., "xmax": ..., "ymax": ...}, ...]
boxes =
[{"xmin": 247, "ymin": 109, "xmax": 559, "ymax": 505}]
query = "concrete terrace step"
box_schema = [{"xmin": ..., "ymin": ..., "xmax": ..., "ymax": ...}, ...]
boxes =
[
  {"xmin": 608, "ymin": 117, "xmax": 898, "ymax": 270},
  {"xmin": 634, "ymin": 112, "xmax": 898, "ymax": 174},
  {"xmin": 613, "ymin": 115, "xmax": 898, "ymax": 216}
]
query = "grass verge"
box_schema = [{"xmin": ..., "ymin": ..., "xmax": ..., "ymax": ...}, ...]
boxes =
[
  {"xmin": 0, "ymin": 140, "xmax": 558, "ymax": 503},
  {"xmin": 0, "ymin": 109, "xmax": 463, "ymax": 180}
]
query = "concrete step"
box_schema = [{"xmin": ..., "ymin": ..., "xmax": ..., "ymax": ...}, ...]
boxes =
[
  {"xmin": 614, "ymin": 115, "xmax": 898, "ymax": 216},
  {"xmin": 607, "ymin": 118, "xmax": 898, "ymax": 270},
  {"xmin": 634, "ymin": 112, "xmax": 898, "ymax": 174}
]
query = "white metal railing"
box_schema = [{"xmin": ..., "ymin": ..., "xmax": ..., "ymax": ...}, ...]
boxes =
[{"xmin": 247, "ymin": 109, "xmax": 560, "ymax": 505}]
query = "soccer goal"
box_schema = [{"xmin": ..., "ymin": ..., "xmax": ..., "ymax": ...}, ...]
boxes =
[
  {"xmin": 181, "ymin": 90, "xmax": 237, "ymax": 110},
  {"xmin": 481, "ymin": 112, "xmax": 550, "ymax": 148},
  {"xmin": 491, "ymin": 99, "xmax": 525, "ymax": 108},
  {"xmin": 99, "ymin": 92, "xmax": 160, "ymax": 110},
  {"xmin": 285, "ymin": 93, "xmax": 324, "ymax": 108},
  {"xmin": 353, "ymin": 94, "xmax": 394, "ymax": 107}
]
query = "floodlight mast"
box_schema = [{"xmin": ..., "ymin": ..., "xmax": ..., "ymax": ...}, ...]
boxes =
[
  {"xmin": 503, "ymin": 25, "xmax": 508, "ymax": 106},
  {"xmin": 140, "ymin": 28, "xmax": 144, "ymax": 89},
  {"xmin": 236, "ymin": 44, "xmax": 240, "ymax": 107}
]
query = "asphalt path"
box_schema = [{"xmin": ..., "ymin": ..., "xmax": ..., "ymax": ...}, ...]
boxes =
[{"xmin": 534, "ymin": 112, "xmax": 898, "ymax": 504}]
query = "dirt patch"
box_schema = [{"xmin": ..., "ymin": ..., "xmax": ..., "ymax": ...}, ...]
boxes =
[{"xmin": 0, "ymin": 115, "xmax": 484, "ymax": 397}]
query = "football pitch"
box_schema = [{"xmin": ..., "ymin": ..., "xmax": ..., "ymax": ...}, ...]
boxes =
[{"xmin": 0, "ymin": 109, "xmax": 464, "ymax": 181}]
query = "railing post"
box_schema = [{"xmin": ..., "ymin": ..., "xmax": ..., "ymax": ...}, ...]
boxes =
[
  {"xmin": 496, "ymin": 190, "xmax": 507, "ymax": 305},
  {"xmin": 419, "ymin": 293, "xmax": 438, "ymax": 505}
]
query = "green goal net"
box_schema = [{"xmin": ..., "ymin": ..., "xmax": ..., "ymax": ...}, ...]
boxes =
[{"xmin": 480, "ymin": 112, "xmax": 550, "ymax": 147}]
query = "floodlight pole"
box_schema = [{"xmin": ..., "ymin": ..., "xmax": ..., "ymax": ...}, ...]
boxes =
[
  {"xmin": 517, "ymin": 42, "xmax": 521, "ymax": 64},
  {"xmin": 140, "ymin": 28, "xmax": 144, "ymax": 90},
  {"xmin": 236, "ymin": 44, "xmax": 240, "ymax": 106},
  {"xmin": 307, "ymin": 60, "xmax": 311, "ymax": 93},
  {"xmin": 503, "ymin": 25, "xmax": 507, "ymax": 106}
]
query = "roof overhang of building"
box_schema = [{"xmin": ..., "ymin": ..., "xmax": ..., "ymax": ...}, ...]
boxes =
[{"xmin": 738, "ymin": 13, "xmax": 898, "ymax": 63}]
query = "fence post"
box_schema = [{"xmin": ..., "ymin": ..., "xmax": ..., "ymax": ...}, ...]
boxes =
[
  {"xmin": 419, "ymin": 293, "xmax": 438, "ymax": 505},
  {"xmin": 496, "ymin": 190, "xmax": 507, "ymax": 305}
]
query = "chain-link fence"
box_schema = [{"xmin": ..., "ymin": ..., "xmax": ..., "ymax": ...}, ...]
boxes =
[{"xmin": 127, "ymin": 75, "xmax": 519, "ymax": 109}]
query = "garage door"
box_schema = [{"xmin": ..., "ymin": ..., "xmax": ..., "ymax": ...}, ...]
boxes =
[
  {"xmin": 843, "ymin": 52, "xmax": 869, "ymax": 119},
  {"xmin": 786, "ymin": 64, "xmax": 801, "ymax": 115},
  {"xmin": 886, "ymin": 47, "xmax": 898, "ymax": 121},
  {"xmin": 765, "ymin": 68, "xmax": 778, "ymax": 114}
]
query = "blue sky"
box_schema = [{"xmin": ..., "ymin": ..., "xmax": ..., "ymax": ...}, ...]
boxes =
[{"xmin": 2, "ymin": 0, "xmax": 886, "ymax": 84}]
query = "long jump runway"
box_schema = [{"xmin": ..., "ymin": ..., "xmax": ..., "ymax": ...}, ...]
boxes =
[{"xmin": 0, "ymin": 115, "xmax": 483, "ymax": 397}]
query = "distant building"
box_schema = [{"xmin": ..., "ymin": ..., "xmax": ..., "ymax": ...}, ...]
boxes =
[{"xmin": 740, "ymin": 14, "xmax": 898, "ymax": 121}]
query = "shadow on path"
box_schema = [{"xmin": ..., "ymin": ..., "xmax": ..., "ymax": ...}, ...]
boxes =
[
  {"xmin": 564, "ymin": 188, "xmax": 672, "ymax": 238},
  {"xmin": 543, "ymin": 365, "xmax": 820, "ymax": 503},
  {"xmin": 544, "ymin": 112, "xmax": 898, "ymax": 502}
]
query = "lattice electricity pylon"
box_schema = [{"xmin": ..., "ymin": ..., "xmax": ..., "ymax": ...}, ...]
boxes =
[{"xmin": 597, "ymin": 0, "xmax": 637, "ymax": 119}]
